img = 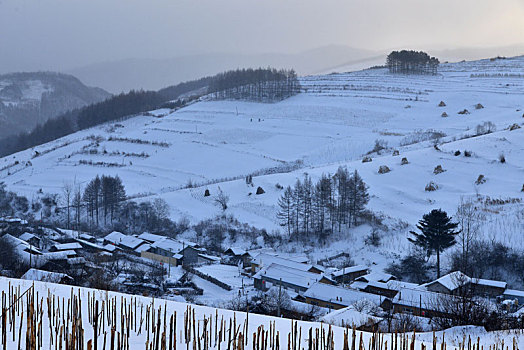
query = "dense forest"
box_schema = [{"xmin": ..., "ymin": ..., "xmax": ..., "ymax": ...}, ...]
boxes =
[
  {"xmin": 386, "ymin": 50, "xmax": 439, "ymax": 75},
  {"xmin": 277, "ymin": 167, "xmax": 369, "ymax": 241},
  {"xmin": 208, "ymin": 68, "xmax": 300, "ymax": 102}
]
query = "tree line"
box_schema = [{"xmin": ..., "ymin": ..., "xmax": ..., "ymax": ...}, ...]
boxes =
[
  {"xmin": 0, "ymin": 67, "xmax": 299, "ymax": 158},
  {"xmin": 386, "ymin": 50, "xmax": 439, "ymax": 75},
  {"xmin": 277, "ymin": 167, "xmax": 369, "ymax": 240},
  {"xmin": 208, "ymin": 68, "xmax": 300, "ymax": 102}
]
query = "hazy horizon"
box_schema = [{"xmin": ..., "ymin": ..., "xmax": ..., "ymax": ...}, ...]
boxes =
[{"xmin": 1, "ymin": 0, "xmax": 523, "ymax": 75}]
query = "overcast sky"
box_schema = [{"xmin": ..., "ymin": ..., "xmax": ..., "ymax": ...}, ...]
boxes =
[{"xmin": 1, "ymin": 0, "xmax": 523, "ymax": 73}]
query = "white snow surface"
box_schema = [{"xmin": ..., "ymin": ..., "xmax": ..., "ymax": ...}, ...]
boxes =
[{"xmin": 1, "ymin": 56, "xmax": 524, "ymax": 274}]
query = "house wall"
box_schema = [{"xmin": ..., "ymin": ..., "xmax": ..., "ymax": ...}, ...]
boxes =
[
  {"xmin": 304, "ymin": 296, "xmax": 345, "ymax": 310},
  {"xmin": 141, "ymin": 251, "xmax": 179, "ymax": 266},
  {"xmin": 182, "ymin": 247, "xmax": 200, "ymax": 266},
  {"xmin": 425, "ymin": 282, "xmax": 452, "ymax": 294},
  {"xmin": 472, "ymin": 284, "xmax": 505, "ymax": 298},
  {"xmin": 255, "ymin": 275, "xmax": 308, "ymax": 293},
  {"xmin": 334, "ymin": 270, "xmax": 367, "ymax": 283}
]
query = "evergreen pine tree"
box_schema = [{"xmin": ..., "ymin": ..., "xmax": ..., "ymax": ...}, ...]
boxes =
[{"xmin": 408, "ymin": 209, "xmax": 460, "ymax": 278}]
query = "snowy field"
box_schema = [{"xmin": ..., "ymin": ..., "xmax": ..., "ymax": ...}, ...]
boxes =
[
  {"xmin": 1, "ymin": 276, "xmax": 523, "ymax": 350},
  {"xmin": 1, "ymin": 56, "xmax": 523, "ymax": 271}
]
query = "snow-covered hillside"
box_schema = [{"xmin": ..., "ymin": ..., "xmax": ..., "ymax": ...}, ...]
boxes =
[
  {"xmin": 0, "ymin": 72, "xmax": 110, "ymax": 138},
  {"xmin": 1, "ymin": 56, "xmax": 523, "ymax": 267},
  {"xmin": 0, "ymin": 276, "xmax": 521, "ymax": 350}
]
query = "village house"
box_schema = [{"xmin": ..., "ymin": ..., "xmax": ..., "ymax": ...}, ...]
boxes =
[
  {"xmin": 389, "ymin": 287, "xmax": 459, "ymax": 318},
  {"xmin": 49, "ymin": 242, "xmax": 83, "ymax": 253},
  {"xmin": 332, "ymin": 265, "xmax": 369, "ymax": 284},
  {"xmin": 303, "ymin": 282, "xmax": 386, "ymax": 311},
  {"xmin": 362, "ymin": 280, "xmax": 419, "ymax": 298},
  {"xmin": 250, "ymin": 253, "xmax": 324, "ymax": 275},
  {"xmin": 21, "ymin": 268, "xmax": 73, "ymax": 284},
  {"xmin": 424, "ymin": 271, "xmax": 507, "ymax": 298},
  {"xmin": 103, "ymin": 231, "xmax": 147, "ymax": 254},
  {"xmin": 19, "ymin": 232, "xmax": 41, "ymax": 248},
  {"xmin": 254, "ymin": 263, "xmax": 334, "ymax": 293}
]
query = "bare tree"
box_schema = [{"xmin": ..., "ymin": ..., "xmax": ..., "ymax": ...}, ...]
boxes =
[
  {"xmin": 455, "ymin": 197, "xmax": 483, "ymax": 275},
  {"xmin": 214, "ymin": 187, "xmax": 229, "ymax": 212},
  {"xmin": 62, "ymin": 181, "xmax": 73, "ymax": 229}
]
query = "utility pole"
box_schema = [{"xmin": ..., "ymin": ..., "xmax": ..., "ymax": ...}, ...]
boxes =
[{"xmin": 278, "ymin": 278, "xmax": 282, "ymax": 317}]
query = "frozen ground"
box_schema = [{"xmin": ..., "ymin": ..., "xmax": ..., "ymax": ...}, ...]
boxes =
[{"xmin": 1, "ymin": 56, "xmax": 523, "ymax": 272}]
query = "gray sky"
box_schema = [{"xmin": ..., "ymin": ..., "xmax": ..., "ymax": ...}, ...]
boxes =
[{"xmin": 1, "ymin": 0, "xmax": 523, "ymax": 73}]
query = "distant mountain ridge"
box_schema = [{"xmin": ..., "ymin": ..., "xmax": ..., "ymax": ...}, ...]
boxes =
[
  {"xmin": 0, "ymin": 72, "xmax": 110, "ymax": 138},
  {"xmin": 68, "ymin": 46, "xmax": 376, "ymax": 93}
]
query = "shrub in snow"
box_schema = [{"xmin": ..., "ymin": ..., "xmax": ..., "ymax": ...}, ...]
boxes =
[
  {"xmin": 392, "ymin": 149, "xmax": 400, "ymax": 156},
  {"xmin": 400, "ymin": 129, "xmax": 446, "ymax": 146},
  {"xmin": 378, "ymin": 165, "xmax": 391, "ymax": 174},
  {"xmin": 464, "ymin": 150, "xmax": 472, "ymax": 157},
  {"xmin": 475, "ymin": 103, "xmax": 484, "ymax": 109},
  {"xmin": 370, "ymin": 139, "xmax": 388, "ymax": 154},
  {"xmin": 433, "ymin": 165, "xmax": 445, "ymax": 174},
  {"xmin": 364, "ymin": 228, "xmax": 381, "ymax": 247},
  {"xmin": 425, "ymin": 181, "xmax": 438, "ymax": 191},
  {"xmin": 275, "ymin": 183, "xmax": 283, "ymax": 190},
  {"xmin": 204, "ymin": 189, "xmax": 210, "ymax": 197},
  {"xmin": 475, "ymin": 175, "xmax": 486, "ymax": 185},
  {"xmin": 509, "ymin": 123, "xmax": 521, "ymax": 131},
  {"xmin": 522, "ymin": 184, "xmax": 524, "ymax": 192},
  {"xmin": 401, "ymin": 157, "xmax": 409, "ymax": 165},
  {"xmin": 441, "ymin": 112, "xmax": 448, "ymax": 118},
  {"xmin": 362, "ymin": 156, "xmax": 372, "ymax": 163},
  {"xmin": 499, "ymin": 154, "xmax": 506, "ymax": 163},
  {"xmin": 475, "ymin": 121, "xmax": 496, "ymax": 135},
  {"xmin": 256, "ymin": 186, "xmax": 265, "ymax": 195},
  {"xmin": 454, "ymin": 150, "xmax": 461, "ymax": 156},
  {"xmin": 438, "ymin": 101, "xmax": 446, "ymax": 107},
  {"xmin": 458, "ymin": 109, "xmax": 470, "ymax": 115}
]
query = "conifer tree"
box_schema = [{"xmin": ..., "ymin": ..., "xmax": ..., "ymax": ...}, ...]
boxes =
[{"xmin": 409, "ymin": 209, "xmax": 460, "ymax": 278}]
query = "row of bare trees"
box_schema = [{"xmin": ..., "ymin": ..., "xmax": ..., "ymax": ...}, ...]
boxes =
[{"xmin": 277, "ymin": 168, "xmax": 369, "ymax": 240}]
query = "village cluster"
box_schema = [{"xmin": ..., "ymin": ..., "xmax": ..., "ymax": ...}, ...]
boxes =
[{"xmin": 3, "ymin": 215, "xmax": 524, "ymax": 330}]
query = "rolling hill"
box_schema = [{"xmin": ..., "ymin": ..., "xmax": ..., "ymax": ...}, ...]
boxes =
[{"xmin": 1, "ymin": 56, "xmax": 523, "ymax": 274}]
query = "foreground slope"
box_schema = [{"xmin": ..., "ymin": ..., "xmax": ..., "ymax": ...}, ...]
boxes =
[{"xmin": 0, "ymin": 276, "xmax": 521, "ymax": 349}]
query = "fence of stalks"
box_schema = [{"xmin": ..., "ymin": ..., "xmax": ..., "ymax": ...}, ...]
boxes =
[{"xmin": 0, "ymin": 282, "xmax": 521, "ymax": 350}]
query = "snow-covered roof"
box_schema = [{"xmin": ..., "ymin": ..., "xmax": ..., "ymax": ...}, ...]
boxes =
[
  {"xmin": 355, "ymin": 272, "xmax": 395, "ymax": 283},
  {"xmin": 392, "ymin": 287, "xmax": 458, "ymax": 308},
  {"xmin": 43, "ymin": 250, "xmax": 76, "ymax": 260},
  {"xmin": 332, "ymin": 265, "xmax": 368, "ymax": 277},
  {"xmin": 22, "ymin": 268, "xmax": 71, "ymax": 283},
  {"xmin": 426, "ymin": 271, "xmax": 470, "ymax": 291},
  {"xmin": 504, "ymin": 289, "xmax": 524, "ymax": 297},
  {"xmin": 254, "ymin": 263, "xmax": 324, "ymax": 290},
  {"xmin": 366, "ymin": 280, "xmax": 420, "ymax": 291},
  {"xmin": 135, "ymin": 243, "xmax": 151, "ymax": 253},
  {"xmin": 151, "ymin": 237, "xmax": 185, "ymax": 253},
  {"xmin": 79, "ymin": 233, "xmax": 95, "ymax": 241},
  {"xmin": 225, "ymin": 247, "xmax": 246, "ymax": 256},
  {"xmin": 103, "ymin": 244, "xmax": 117, "ymax": 252},
  {"xmin": 474, "ymin": 278, "xmax": 507, "ymax": 289},
  {"xmin": 52, "ymin": 242, "xmax": 82, "ymax": 251},
  {"xmin": 198, "ymin": 253, "xmax": 221, "ymax": 262},
  {"xmin": 76, "ymin": 238, "xmax": 106, "ymax": 251},
  {"xmin": 304, "ymin": 282, "xmax": 384, "ymax": 307},
  {"xmin": 251, "ymin": 253, "xmax": 314, "ymax": 272},
  {"xmin": 19, "ymin": 232, "xmax": 38, "ymax": 241},
  {"xmin": 104, "ymin": 231, "xmax": 145, "ymax": 249},
  {"xmin": 2, "ymin": 234, "xmax": 42, "ymax": 254},
  {"xmin": 321, "ymin": 306, "xmax": 382, "ymax": 328},
  {"xmin": 138, "ymin": 232, "xmax": 167, "ymax": 243}
]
